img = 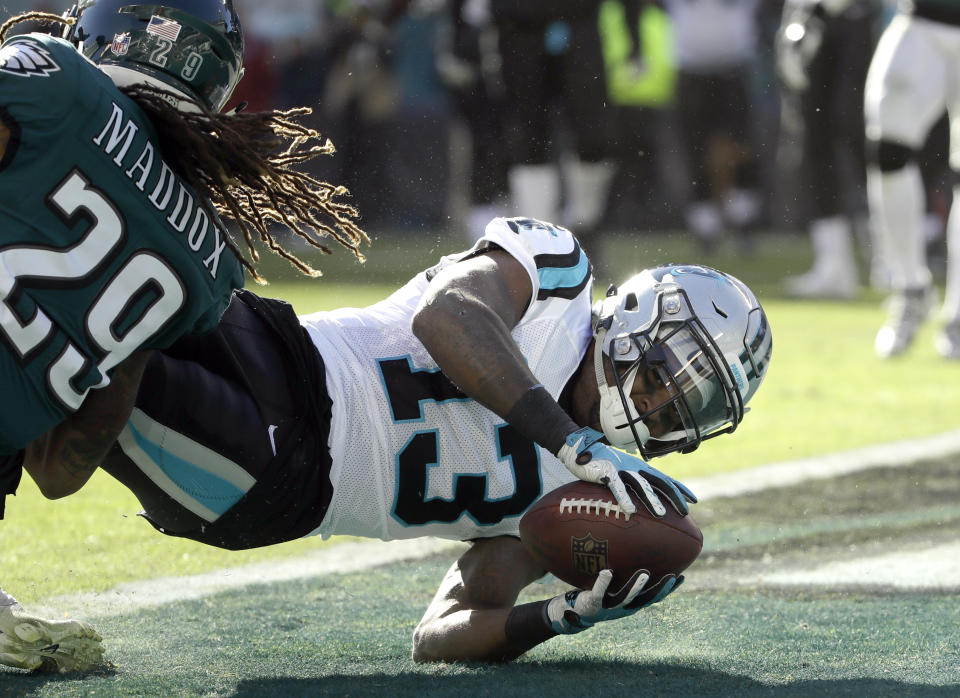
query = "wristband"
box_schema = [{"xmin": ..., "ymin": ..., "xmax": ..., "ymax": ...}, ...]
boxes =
[
  {"xmin": 504, "ymin": 385, "xmax": 579, "ymax": 454},
  {"xmin": 503, "ymin": 599, "xmax": 557, "ymax": 655}
]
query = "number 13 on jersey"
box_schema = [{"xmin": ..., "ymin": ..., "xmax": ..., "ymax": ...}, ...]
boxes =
[{"xmin": 378, "ymin": 357, "xmax": 543, "ymax": 528}]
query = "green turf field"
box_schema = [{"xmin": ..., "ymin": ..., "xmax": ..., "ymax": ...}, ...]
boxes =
[
  {"xmin": 2, "ymin": 230, "xmax": 960, "ymax": 695},
  {"xmin": 3, "ymin": 456, "xmax": 959, "ymax": 696}
]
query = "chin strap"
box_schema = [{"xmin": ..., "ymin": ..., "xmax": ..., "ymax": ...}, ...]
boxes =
[{"xmin": 594, "ymin": 325, "xmax": 649, "ymax": 451}]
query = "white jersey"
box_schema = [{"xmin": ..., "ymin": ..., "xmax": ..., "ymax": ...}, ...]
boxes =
[{"xmin": 300, "ymin": 218, "xmax": 593, "ymax": 542}]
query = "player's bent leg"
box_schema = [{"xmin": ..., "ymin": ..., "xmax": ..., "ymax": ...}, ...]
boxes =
[
  {"xmin": 412, "ymin": 536, "xmax": 545, "ymax": 663},
  {"xmin": 0, "ymin": 598, "xmax": 104, "ymax": 673}
]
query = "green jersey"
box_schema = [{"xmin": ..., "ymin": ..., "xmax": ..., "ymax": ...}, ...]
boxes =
[{"xmin": 0, "ymin": 34, "xmax": 244, "ymax": 454}]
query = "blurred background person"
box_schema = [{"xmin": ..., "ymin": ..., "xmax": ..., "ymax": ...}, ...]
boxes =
[
  {"xmin": 865, "ymin": 0, "xmax": 960, "ymax": 358},
  {"xmin": 662, "ymin": 0, "xmax": 763, "ymax": 254},
  {"xmin": 490, "ymin": 1, "xmax": 617, "ymax": 254},
  {"xmin": 597, "ymin": 0, "xmax": 677, "ymax": 234},
  {"xmin": 241, "ymin": 0, "xmax": 450, "ymax": 233},
  {"xmin": 435, "ymin": 0, "xmax": 510, "ymax": 241},
  {"xmin": 319, "ymin": 1, "xmax": 406, "ymax": 229},
  {"xmin": 776, "ymin": 0, "xmax": 881, "ymax": 299}
]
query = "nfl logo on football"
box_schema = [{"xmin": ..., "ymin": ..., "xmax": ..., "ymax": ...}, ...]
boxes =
[
  {"xmin": 571, "ymin": 534, "xmax": 608, "ymax": 577},
  {"xmin": 110, "ymin": 33, "xmax": 130, "ymax": 56}
]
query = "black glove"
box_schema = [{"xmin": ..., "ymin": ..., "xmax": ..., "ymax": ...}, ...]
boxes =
[{"xmin": 0, "ymin": 451, "xmax": 24, "ymax": 520}]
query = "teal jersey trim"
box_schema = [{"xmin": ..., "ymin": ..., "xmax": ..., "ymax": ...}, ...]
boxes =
[
  {"xmin": 537, "ymin": 251, "xmax": 591, "ymax": 293},
  {"xmin": 126, "ymin": 418, "xmax": 246, "ymax": 519}
]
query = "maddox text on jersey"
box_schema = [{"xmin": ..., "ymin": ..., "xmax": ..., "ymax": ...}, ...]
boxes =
[{"xmin": 91, "ymin": 101, "xmax": 229, "ymax": 280}]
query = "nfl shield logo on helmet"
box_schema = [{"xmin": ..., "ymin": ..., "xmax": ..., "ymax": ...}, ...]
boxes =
[
  {"xmin": 571, "ymin": 533, "xmax": 609, "ymax": 578},
  {"xmin": 110, "ymin": 33, "xmax": 131, "ymax": 56}
]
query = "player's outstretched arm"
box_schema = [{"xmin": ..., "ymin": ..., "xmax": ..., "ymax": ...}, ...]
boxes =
[
  {"xmin": 412, "ymin": 249, "xmax": 544, "ymax": 421},
  {"xmin": 411, "ymin": 250, "xmax": 639, "ymax": 514},
  {"xmin": 23, "ymin": 350, "xmax": 153, "ymax": 499}
]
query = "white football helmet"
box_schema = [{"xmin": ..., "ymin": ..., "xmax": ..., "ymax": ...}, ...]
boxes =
[{"xmin": 592, "ymin": 264, "xmax": 772, "ymax": 458}]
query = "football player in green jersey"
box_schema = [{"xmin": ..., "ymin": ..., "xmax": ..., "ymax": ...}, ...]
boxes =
[{"xmin": 0, "ymin": 0, "xmax": 367, "ymax": 672}]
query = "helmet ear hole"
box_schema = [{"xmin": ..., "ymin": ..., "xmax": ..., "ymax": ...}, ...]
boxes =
[{"xmin": 624, "ymin": 293, "xmax": 638, "ymax": 312}]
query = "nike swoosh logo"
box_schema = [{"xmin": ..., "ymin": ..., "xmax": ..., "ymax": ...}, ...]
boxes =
[{"xmin": 267, "ymin": 425, "xmax": 278, "ymax": 456}]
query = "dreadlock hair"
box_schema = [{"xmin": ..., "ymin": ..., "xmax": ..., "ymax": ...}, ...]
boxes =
[
  {"xmin": 1, "ymin": 11, "xmax": 369, "ymax": 285},
  {"xmin": 0, "ymin": 11, "xmax": 60, "ymax": 39},
  {"xmin": 119, "ymin": 86, "xmax": 369, "ymax": 284}
]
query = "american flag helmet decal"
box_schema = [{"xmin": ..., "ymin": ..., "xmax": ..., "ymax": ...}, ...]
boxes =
[{"xmin": 146, "ymin": 15, "xmax": 182, "ymax": 41}]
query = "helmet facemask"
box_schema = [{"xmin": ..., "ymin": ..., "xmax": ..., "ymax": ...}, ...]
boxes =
[{"xmin": 594, "ymin": 274, "xmax": 753, "ymax": 459}]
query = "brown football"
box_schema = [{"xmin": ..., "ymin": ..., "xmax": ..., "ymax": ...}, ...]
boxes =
[{"xmin": 519, "ymin": 480, "xmax": 703, "ymax": 590}]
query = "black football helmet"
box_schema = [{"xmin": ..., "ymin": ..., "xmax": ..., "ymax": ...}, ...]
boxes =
[{"xmin": 63, "ymin": 0, "xmax": 244, "ymax": 112}]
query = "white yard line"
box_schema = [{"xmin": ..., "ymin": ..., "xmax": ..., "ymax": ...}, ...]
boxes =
[
  {"xmin": 684, "ymin": 428, "xmax": 960, "ymax": 500},
  {"xmin": 37, "ymin": 538, "xmax": 466, "ymax": 620},
  {"xmin": 748, "ymin": 542, "xmax": 960, "ymax": 590},
  {"xmin": 37, "ymin": 429, "xmax": 960, "ymax": 617}
]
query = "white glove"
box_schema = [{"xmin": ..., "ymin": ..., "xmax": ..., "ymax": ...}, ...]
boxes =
[
  {"xmin": 0, "ymin": 602, "xmax": 105, "ymax": 673},
  {"xmin": 557, "ymin": 427, "xmax": 697, "ymax": 517},
  {"xmin": 546, "ymin": 569, "xmax": 683, "ymax": 634}
]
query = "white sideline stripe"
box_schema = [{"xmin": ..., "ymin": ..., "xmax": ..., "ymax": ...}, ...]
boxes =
[
  {"xmin": 685, "ymin": 428, "xmax": 960, "ymax": 501},
  {"xmin": 35, "ymin": 429, "xmax": 960, "ymax": 617},
  {"xmin": 748, "ymin": 542, "xmax": 960, "ymax": 590},
  {"xmin": 37, "ymin": 538, "xmax": 466, "ymax": 621}
]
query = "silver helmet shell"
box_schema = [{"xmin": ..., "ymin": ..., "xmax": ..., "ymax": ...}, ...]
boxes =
[{"xmin": 592, "ymin": 264, "xmax": 772, "ymax": 458}]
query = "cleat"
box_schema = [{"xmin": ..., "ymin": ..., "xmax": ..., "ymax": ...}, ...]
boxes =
[
  {"xmin": 935, "ymin": 321, "xmax": 960, "ymax": 360},
  {"xmin": 785, "ymin": 216, "xmax": 859, "ymax": 299},
  {"xmin": 783, "ymin": 266, "xmax": 858, "ymax": 300},
  {"xmin": 0, "ymin": 603, "xmax": 105, "ymax": 673},
  {"xmin": 875, "ymin": 286, "xmax": 936, "ymax": 358},
  {"xmin": 686, "ymin": 201, "xmax": 724, "ymax": 254}
]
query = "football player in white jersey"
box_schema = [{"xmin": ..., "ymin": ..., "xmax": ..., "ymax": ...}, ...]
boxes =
[
  {"xmin": 865, "ymin": 0, "xmax": 960, "ymax": 357},
  {"xmin": 15, "ymin": 217, "xmax": 771, "ymax": 665}
]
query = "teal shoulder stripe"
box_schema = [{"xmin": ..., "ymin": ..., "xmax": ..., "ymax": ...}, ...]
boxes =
[
  {"xmin": 535, "ymin": 246, "xmax": 592, "ymax": 300},
  {"xmin": 538, "ymin": 250, "xmax": 590, "ymax": 290}
]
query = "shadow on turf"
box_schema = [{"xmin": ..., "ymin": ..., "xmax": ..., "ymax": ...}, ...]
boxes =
[
  {"xmin": 0, "ymin": 664, "xmax": 117, "ymax": 697},
  {"xmin": 227, "ymin": 662, "xmax": 959, "ymax": 698}
]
